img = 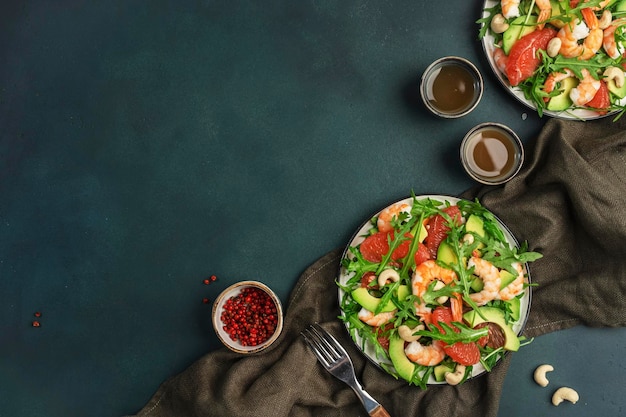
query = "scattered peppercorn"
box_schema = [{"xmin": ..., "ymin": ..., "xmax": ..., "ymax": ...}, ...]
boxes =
[
  {"xmin": 34, "ymin": 312, "xmax": 42, "ymax": 318},
  {"xmin": 220, "ymin": 287, "xmax": 278, "ymax": 347},
  {"xmin": 203, "ymin": 279, "xmax": 210, "ymax": 285},
  {"xmin": 202, "ymin": 297, "xmax": 210, "ymax": 304},
  {"xmin": 32, "ymin": 321, "xmax": 41, "ymax": 327},
  {"xmin": 210, "ymin": 275, "xmax": 217, "ymax": 282}
]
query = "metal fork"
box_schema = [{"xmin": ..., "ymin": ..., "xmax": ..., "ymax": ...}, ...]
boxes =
[{"xmin": 301, "ymin": 323, "xmax": 391, "ymax": 417}]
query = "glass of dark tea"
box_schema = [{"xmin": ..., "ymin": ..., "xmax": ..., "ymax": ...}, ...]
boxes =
[
  {"xmin": 420, "ymin": 56, "xmax": 483, "ymax": 118},
  {"xmin": 460, "ymin": 123, "xmax": 524, "ymax": 185}
]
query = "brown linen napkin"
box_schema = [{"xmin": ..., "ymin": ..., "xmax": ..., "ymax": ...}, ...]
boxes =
[
  {"xmin": 133, "ymin": 248, "xmax": 506, "ymax": 417},
  {"xmin": 461, "ymin": 116, "xmax": 626, "ymax": 336},
  {"xmin": 132, "ymin": 117, "xmax": 626, "ymax": 417}
]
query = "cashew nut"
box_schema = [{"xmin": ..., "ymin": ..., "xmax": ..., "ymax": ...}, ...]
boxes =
[
  {"xmin": 433, "ymin": 280, "xmax": 449, "ymax": 304},
  {"xmin": 377, "ymin": 268, "xmax": 400, "ymax": 288},
  {"xmin": 533, "ymin": 364, "xmax": 554, "ymax": 387},
  {"xmin": 546, "ymin": 37, "xmax": 562, "ymax": 58},
  {"xmin": 445, "ymin": 364, "xmax": 466, "ymax": 386},
  {"xmin": 599, "ymin": 9, "xmax": 612, "ymax": 30},
  {"xmin": 490, "ymin": 14, "xmax": 509, "ymax": 34},
  {"xmin": 462, "ymin": 233, "xmax": 475, "ymax": 245},
  {"xmin": 398, "ymin": 324, "xmax": 424, "ymax": 342},
  {"xmin": 552, "ymin": 387, "xmax": 579, "ymax": 406},
  {"xmin": 604, "ymin": 66, "xmax": 625, "ymax": 88}
]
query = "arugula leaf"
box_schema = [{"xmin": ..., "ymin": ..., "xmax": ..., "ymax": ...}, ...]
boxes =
[
  {"xmin": 481, "ymin": 236, "xmax": 543, "ymax": 276},
  {"xmin": 419, "ymin": 280, "xmax": 460, "ymax": 307},
  {"xmin": 476, "ymin": 4, "xmax": 500, "ymax": 40},
  {"xmin": 374, "ymin": 280, "xmax": 400, "ymax": 315},
  {"xmin": 410, "ymin": 365, "xmax": 433, "ymax": 389},
  {"xmin": 479, "ymin": 346, "xmax": 504, "ymax": 372},
  {"xmin": 413, "ymin": 321, "xmax": 488, "ymax": 344},
  {"xmin": 399, "ymin": 196, "xmax": 441, "ymax": 278}
]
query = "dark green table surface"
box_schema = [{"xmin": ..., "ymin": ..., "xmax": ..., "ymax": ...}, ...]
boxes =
[{"xmin": 2, "ymin": 1, "xmax": 625, "ymax": 416}]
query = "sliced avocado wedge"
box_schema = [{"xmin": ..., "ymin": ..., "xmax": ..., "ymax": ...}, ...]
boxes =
[
  {"xmin": 437, "ymin": 241, "xmax": 457, "ymax": 265},
  {"xmin": 549, "ymin": 0, "xmax": 566, "ymax": 28},
  {"xmin": 547, "ymin": 76, "xmax": 578, "ymax": 111},
  {"xmin": 469, "ymin": 275, "xmax": 484, "ymax": 292},
  {"xmin": 465, "ymin": 214, "xmax": 485, "ymax": 237},
  {"xmin": 351, "ymin": 285, "xmax": 409, "ymax": 312},
  {"xmin": 389, "ymin": 333, "xmax": 415, "ymax": 382},
  {"xmin": 463, "ymin": 306, "xmax": 521, "ymax": 351},
  {"xmin": 502, "ymin": 15, "xmax": 538, "ymax": 54},
  {"xmin": 499, "ymin": 269, "xmax": 517, "ymax": 290},
  {"xmin": 416, "ymin": 220, "xmax": 428, "ymax": 242},
  {"xmin": 465, "ymin": 214, "xmax": 485, "ymax": 249},
  {"xmin": 434, "ymin": 363, "xmax": 455, "ymax": 382},
  {"xmin": 608, "ymin": 77, "xmax": 626, "ymax": 99},
  {"xmin": 506, "ymin": 297, "xmax": 521, "ymax": 322}
]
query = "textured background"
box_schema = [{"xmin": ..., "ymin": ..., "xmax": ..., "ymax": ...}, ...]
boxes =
[{"xmin": 1, "ymin": 1, "xmax": 623, "ymax": 416}]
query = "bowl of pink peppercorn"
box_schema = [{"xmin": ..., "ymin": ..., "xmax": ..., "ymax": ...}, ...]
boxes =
[{"xmin": 212, "ymin": 280, "xmax": 284, "ymax": 354}]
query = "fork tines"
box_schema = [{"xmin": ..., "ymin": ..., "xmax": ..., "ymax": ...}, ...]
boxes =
[{"xmin": 301, "ymin": 323, "xmax": 343, "ymax": 367}]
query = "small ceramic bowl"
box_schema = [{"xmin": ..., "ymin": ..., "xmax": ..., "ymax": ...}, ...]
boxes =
[
  {"xmin": 212, "ymin": 280, "xmax": 284, "ymax": 354},
  {"xmin": 460, "ymin": 122, "xmax": 524, "ymax": 185},
  {"xmin": 420, "ymin": 56, "xmax": 483, "ymax": 118}
]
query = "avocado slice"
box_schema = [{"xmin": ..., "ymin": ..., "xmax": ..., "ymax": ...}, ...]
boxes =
[
  {"xmin": 463, "ymin": 306, "xmax": 520, "ymax": 351},
  {"xmin": 469, "ymin": 275, "xmax": 484, "ymax": 292},
  {"xmin": 465, "ymin": 214, "xmax": 486, "ymax": 249},
  {"xmin": 389, "ymin": 333, "xmax": 415, "ymax": 382},
  {"xmin": 437, "ymin": 241, "xmax": 457, "ymax": 265},
  {"xmin": 351, "ymin": 285, "xmax": 410, "ymax": 312},
  {"xmin": 608, "ymin": 77, "xmax": 626, "ymax": 99},
  {"xmin": 547, "ymin": 76, "xmax": 578, "ymax": 111},
  {"xmin": 416, "ymin": 221, "xmax": 428, "ymax": 242},
  {"xmin": 499, "ymin": 269, "xmax": 517, "ymax": 290},
  {"xmin": 433, "ymin": 363, "xmax": 455, "ymax": 382},
  {"xmin": 465, "ymin": 214, "xmax": 485, "ymax": 237},
  {"xmin": 506, "ymin": 297, "xmax": 521, "ymax": 322},
  {"xmin": 472, "ymin": 268, "xmax": 517, "ymax": 293},
  {"xmin": 617, "ymin": 0, "xmax": 626, "ymax": 12},
  {"xmin": 549, "ymin": 0, "xmax": 566, "ymax": 28},
  {"xmin": 502, "ymin": 15, "xmax": 538, "ymax": 55}
]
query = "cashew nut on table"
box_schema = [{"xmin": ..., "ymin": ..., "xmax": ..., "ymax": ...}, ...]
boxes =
[
  {"xmin": 533, "ymin": 364, "xmax": 554, "ymax": 387},
  {"xmin": 552, "ymin": 387, "xmax": 579, "ymax": 406}
]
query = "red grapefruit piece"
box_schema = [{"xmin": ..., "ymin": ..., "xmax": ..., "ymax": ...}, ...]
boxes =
[{"xmin": 505, "ymin": 27, "xmax": 557, "ymax": 86}]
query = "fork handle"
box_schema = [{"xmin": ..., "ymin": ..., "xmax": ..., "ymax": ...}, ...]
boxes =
[
  {"xmin": 349, "ymin": 384, "xmax": 391, "ymax": 417},
  {"xmin": 368, "ymin": 404, "xmax": 391, "ymax": 417}
]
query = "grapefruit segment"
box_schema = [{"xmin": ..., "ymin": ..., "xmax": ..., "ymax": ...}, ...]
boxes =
[{"xmin": 505, "ymin": 27, "xmax": 557, "ymax": 86}]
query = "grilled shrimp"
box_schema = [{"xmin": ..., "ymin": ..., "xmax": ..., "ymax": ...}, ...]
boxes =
[
  {"xmin": 603, "ymin": 18, "xmax": 626, "ymax": 59},
  {"xmin": 377, "ymin": 202, "xmax": 411, "ymax": 233},
  {"xmin": 405, "ymin": 340, "xmax": 445, "ymax": 366},
  {"xmin": 558, "ymin": 9, "xmax": 603, "ymax": 60},
  {"xmin": 358, "ymin": 308, "xmax": 395, "ymax": 327},
  {"xmin": 468, "ymin": 257, "xmax": 501, "ymax": 306},
  {"xmin": 497, "ymin": 262, "xmax": 525, "ymax": 301},
  {"xmin": 412, "ymin": 260, "xmax": 457, "ymax": 297},
  {"xmin": 570, "ymin": 69, "xmax": 601, "ymax": 106},
  {"xmin": 536, "ymin": 0, "xmax": 552, "ymax": 29},
  {"xmin": 500, "ymin": 0, "xmax": 520, "ymax": 19}
]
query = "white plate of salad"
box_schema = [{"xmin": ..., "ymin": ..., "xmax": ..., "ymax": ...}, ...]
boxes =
[
  {"xmin": 337, "ymin": 195, "xmax": 542, "ymax": 387},
  {"xmin": 479, "ymin": 0, "xmax": 626, "ymax": 120}
]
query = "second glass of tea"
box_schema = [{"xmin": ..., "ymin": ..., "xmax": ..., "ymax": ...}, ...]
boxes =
[
  {"xmin": 420, "ymin": 56, "xmax": 483, "ymax": 118},
  {"xmin": 460, "ymin": 122, "xmax": 524, "ymax": 185}
]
